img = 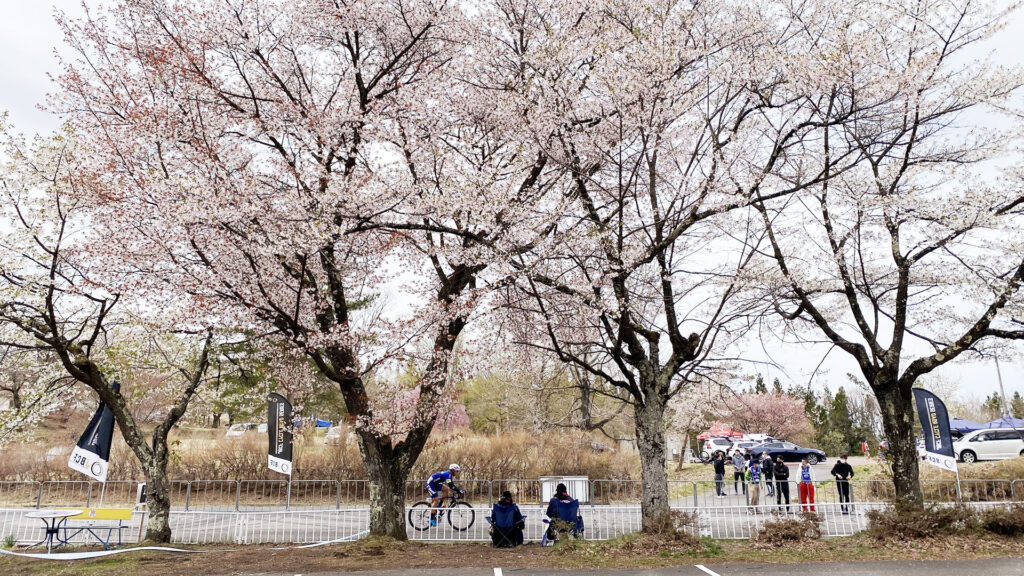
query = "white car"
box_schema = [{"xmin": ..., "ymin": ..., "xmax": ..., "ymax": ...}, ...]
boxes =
[
  {"xmin": 953, "ymin": 428, "xmax": 1024, "ymax": 463},
  {"xmin": 225, "ymin": 422, "xmax": 258, "ymax": 438},
  {"xmin": 703, "ymin": 437, "xmax": 736, "ymax": 455}
]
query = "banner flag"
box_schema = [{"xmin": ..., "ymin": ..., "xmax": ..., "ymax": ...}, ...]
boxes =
[
  {"xmin": 913, "ymin": 387, "xmax": 958, "ymax": 473},
  {"xmin": 68, "ymin": 383, "xmax": 119, "ymax": 482},
  {"xmin": 267, "ymin": 392, "xmax": 293, "ymax": 475}
]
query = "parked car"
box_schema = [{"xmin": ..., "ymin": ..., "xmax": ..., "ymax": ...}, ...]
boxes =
[
  {"xmin": 731, "ymin": 441, "xmax": 759, "ymax": 454},
  {"xmin": 749, "ymin": 441, "xmax": 827, "ymax": 464},
  {"xmin": 225, "ymin": 422, "xmax": 258, "ymax": 438},
  {"xmin": 702, "ymin": 437, "xmax": 736, "ymax": 456},
  {"xmin": 325, "ymin": 424, "xmax": 354, "ymax": 446},
  {"xmin": 953, "ymin": 428, "xmax": 1024, "ymax": 463},
  {"xmin": 742, "ymin": 434, "xmax": 776, "ymax": 443}
]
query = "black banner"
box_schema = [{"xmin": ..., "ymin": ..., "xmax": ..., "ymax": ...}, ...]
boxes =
[
  {"xmin": 267, "ymin": 392, "xmax": 293, "ymax": 475},
  {"xmin": 68, "ymin": 382, "xmax": 119, "ymax": 482},
  {"xmin": 913, "ymin": 387, "xmax": 957, "ymax": 472}
]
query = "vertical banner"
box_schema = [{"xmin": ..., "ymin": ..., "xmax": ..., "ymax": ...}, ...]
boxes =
[
  {"xmin": 68, "ymin": 382, "xmax": 119, "ymax": 482},
  {"xmin": 267, "ymin": 392, "xmax": 293, "ymax": 475},
  {"xmin": 913, "ymin": 388, "xmax": 958, "ymax": 473}
]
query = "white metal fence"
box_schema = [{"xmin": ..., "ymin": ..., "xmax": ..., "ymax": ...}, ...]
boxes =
[
  {"xmin": 2, "ymin": 499, "xmax": 1021, "ymax": 546},
  {"xmin": 1, "ymin": 477, "xmax": 1022, "ymax": 547},
  {"xmin": 3, "ymin": 478, "xmax": 1021, "ymax": 510}
]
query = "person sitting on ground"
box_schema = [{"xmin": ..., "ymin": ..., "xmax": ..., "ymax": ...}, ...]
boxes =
[
  {"xmin": 546, "ymin": 483, "xmax": 583, "ymax": 537},
  {"xmin": 426, "ymin": 463, "xmax": 464, "ymax": 526},
  {"xmin": 490, "ymin": 490, "xmax": 525, "ymax": 547}
]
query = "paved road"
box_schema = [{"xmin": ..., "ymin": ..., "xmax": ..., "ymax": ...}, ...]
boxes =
[{"xmin": 274, "ymin": 559, "xmax": 1024, "ymax": 576}]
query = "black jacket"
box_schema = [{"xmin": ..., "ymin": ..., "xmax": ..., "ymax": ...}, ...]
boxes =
[
  {"xmin": 712, "ymin": 458, "xmax": 726, "ymax": 475},
  {"xmin": 774, "ymin": 461, "xmax": 790, "ymax": 481},
  {"xmin": 761, "ymin": 458, "xmax": 775, "ymax": 479},
  {"xmin": 830, "ymin": 460, "xmax": 855, "ymax": 481}
]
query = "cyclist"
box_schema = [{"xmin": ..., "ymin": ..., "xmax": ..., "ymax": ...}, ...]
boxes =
[{"xmin": 426, "ymin": 463, "xmax": 464, "ymax": 526}]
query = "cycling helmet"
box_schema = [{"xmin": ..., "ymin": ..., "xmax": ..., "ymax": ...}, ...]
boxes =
[{"xmin": 449, "ymin": 463, "xmax": 461, "ymax": 471}]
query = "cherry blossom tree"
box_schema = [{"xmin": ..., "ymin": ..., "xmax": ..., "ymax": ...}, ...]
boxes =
[
  {"xmin": 723, "ymin": 391, "xmax": 814, "ymax": 445},
  {"xmin": 0, "ymin": 120, "xmax": 219, "ymax": 541},
  {"xmin": 751, "ymin": 0, "xmax": 1024, "ymax": 507},
  {"xmin": 52, "ymin": 0, "xmax": 566, "ymax": 538},
  {"xmin": 490, "ymin": 0, "xmax": 854, "ymax": 528}
]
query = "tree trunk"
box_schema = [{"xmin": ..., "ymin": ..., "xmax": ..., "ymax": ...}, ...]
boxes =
[
  {"xmin": 143, "ymin": 458, "xmax": 173, "ymax": 543},
  {"xmin": 211, "ymin": 412, "xmax": 222, "ymax": 428},
  {"xmin": 875, "ymin": 382, "xmax": 923, "ymax": 509},
  {"xmin": 580, "ymin": 381, "xmax": 592, "ymax": 430},
  {"xmin": 360, "ymin": 436, "xmax": 409, "ymax": 539},
  {"xmin": 634, "ymin": 390, "xmax": 670, "ymax": 529}
]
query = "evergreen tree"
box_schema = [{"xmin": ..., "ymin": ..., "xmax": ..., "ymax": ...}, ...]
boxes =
[
  {"xmin": 772, "ymin": 378, "xmax": 783, "ymax": 394},
  {"xmin": 982, "ymin": 393, "xmax": 1004, "ymax": 420},
  {"xmin": 754, "ymin": 374, "xmax": 768, "ymax": 394},
  {"xmin": 828, "ymin": 387, "xmax": 855, "ymax": 454},
  {"xmin": 1011, "ymin": 391, "xmax": 1024, "ymax": 420}
]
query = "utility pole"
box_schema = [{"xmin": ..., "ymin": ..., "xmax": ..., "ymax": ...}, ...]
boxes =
[{"xmin": 995, "ymin": 356, "xmax": 1011, "ymax": 423}]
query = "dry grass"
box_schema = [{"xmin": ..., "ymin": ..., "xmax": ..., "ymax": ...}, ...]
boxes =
[
  {"xmin": 0, "ymin": 427, "xmax": 639, "ymax": 481},
  {"xmin": 752, "ymin": 512, "xmax": 822, "ymax": 549},
  {"xmin": 866, "ymin": 503, "xmax": 1024, "ymax": 540}
]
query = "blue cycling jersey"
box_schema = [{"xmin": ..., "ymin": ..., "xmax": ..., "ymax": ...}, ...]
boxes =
[{"xmin": 428, "ymin": 470, "xmax": 453, "ymax": 487}]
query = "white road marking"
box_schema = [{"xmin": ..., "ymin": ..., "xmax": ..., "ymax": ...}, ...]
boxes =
[
  {"xmin": 694, "ymin": 565, "xmax": 721, "ymax": 576},
  {"xmin": 494, "ymin": 568, "xmax": 504, "ymax": 576}
]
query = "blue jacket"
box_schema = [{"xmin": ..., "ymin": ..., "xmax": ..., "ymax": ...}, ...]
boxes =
[
  {"xmin": 491, "ymin": 502, "xmax": 524, "ymax": 528},
  {"xmin": 546, "ymin": 495, "xmax": 578, "ymax": 520}
]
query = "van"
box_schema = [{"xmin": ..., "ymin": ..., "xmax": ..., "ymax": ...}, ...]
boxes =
[{"xmin": 953, "ymin": 428, "xmax": 1024, "ymax": 463}]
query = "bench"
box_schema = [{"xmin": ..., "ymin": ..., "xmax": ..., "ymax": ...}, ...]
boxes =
[{"xmin": 60, "ymin": 508, "xmax": 133, "ymax": 549}]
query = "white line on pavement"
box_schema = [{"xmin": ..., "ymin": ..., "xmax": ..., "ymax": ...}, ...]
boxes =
[
  {"xmin": 694, "ymin": 565, "xmax": 721, "ymax": 576},
  {"xmin": 494, "ymin": 568, "xmax": 503, "ymax": 576}
]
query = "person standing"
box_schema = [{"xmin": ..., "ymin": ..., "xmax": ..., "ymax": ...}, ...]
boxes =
[
  {"xmin": 731, "ymin": 449, "xmax": 747, "ymax": 495},
  {"xmin": 774, "ymin": 456, "xmax": 790, "ymax": 513},
  {"xmin": 747, "ymin": 457, "xmax": 762, "ymax": 511},
  {"xmin": 712, "ymin": 451, "xmax": 727, "ymax": 497},
  {"xmin": 761, "ymin": 452, "xmax": 775, "ymax": 497},
  {"xmin": 798, "ymin": 459, "xmax": 816, "ymax": 512},
  {"xmin": 830, "ymin": 454, "xmax": 854, "ymax": 514}
]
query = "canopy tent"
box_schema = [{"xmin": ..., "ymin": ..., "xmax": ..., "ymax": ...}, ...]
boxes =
[
  {"xmin": 949, "ymin": 417, "xmax": 984, "ymax": 432},
  {"xmin": 984, "ymin": 416, "xmax": 1024, "ymax": 429},
  {"xmin": 697, "ymin": 421, "xmax": 744, "ymax": 440}
]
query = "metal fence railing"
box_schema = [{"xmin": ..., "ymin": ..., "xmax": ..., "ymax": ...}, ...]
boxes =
[
  {"xmin": 2, "ymin": 498, "xmax": 1022, "ymax": 546},
  {"xmin": 1, "ymin": 477, "xmax": 1019, "ymax": 512}
]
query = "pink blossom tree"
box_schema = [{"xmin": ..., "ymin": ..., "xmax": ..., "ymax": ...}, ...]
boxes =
[
  {"xmin": 751, "ymin": 0, "xmax": 1024, "ymax": 507},
  {"xmin": 53, "ymin": 0, "xmax": 561, "ymax": 538},
  {"xmin": 491, "ymin": 0, "xmax": 858, "ymax": 528}
]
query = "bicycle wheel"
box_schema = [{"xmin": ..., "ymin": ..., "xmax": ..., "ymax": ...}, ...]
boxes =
[
  {"xmin": 446, "ymin": 501, "xmax": 475, "ymax": 531},
  {"xmin": 408, "ymin": 501, "xmax": 434, "ymax": 531},
  {"xmin": 699, "ymin": 451, "xmax": 711, "ymax": 463}
]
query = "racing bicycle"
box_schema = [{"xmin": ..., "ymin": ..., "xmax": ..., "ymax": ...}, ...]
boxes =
[{"xmin": 408, "ymin": 491, "xmax": 475, "ymax": 531}]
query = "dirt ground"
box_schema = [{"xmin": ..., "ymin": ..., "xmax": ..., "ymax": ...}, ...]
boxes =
[{"xmin": 2, "ymin": 533, "xmax": 1023, "ymax": 576}]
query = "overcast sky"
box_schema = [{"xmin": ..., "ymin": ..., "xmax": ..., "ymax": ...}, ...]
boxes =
[{"xmin": 1, "ymin": 1, "xmax": 1022, "ymax": 409}]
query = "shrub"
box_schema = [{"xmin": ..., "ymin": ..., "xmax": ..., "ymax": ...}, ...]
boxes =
[
  {"xmin": 978, "ymin": 504, "xmax": 1024, "ymax": 536},
  {"xmin": 753, "ymin": 512, "xmax": 821, "ymax": 548},
  {"xmin": 867, "ymin": 504, "xmax": 977, "ymax": 539},
  {"xmin": 643, "ymin": 510, "xmax": 700, "ymax": 545}
]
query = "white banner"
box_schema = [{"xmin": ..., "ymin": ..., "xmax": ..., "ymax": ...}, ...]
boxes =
[
  {"xmin": 268, "ymin": 454, "xmax": 292, "ymax": 476},
  {"xmin": 68, "ymin": 445, "xmax": 109, "ymax": 482},
  {"xmin": 922, "ymin": 450, "xmax": 957, "ymax": 473}
]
